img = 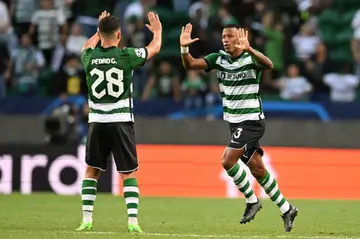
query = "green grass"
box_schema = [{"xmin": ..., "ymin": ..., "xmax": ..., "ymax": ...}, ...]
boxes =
[{"xmin": 0, "ymin": 194, "xmax": 359, "ymax": 239}]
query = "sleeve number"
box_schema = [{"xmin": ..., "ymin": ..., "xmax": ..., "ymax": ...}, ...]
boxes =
[
  {"xmin": 233, "ymin": 128, "xmax": 243, "ymax": 139},
  {"xmin": 90, "ymin": 67, "xmax": 124, "ymax": 99}
]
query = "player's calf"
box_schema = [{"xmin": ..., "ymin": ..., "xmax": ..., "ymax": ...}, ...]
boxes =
[
  {"xmin": 120, "ymin": 172, "xmax": 143, "ymax": 233},
  {"xmin": 249, "ymin": 152, "xmax": 299, "ymax": 231},
  {"xmin": 222, "ymin": 148, "xmax": 262, "ymax": 224},
  {"xmin": 76, "ymin": 166, "xmax": 100, "ymax": 231}
]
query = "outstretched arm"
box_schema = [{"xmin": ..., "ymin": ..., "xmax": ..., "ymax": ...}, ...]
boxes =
[
  {"xmin": 247, "ymin": 47, "xmax": 273, "ymax": 69},
  {"xmin": 180, "ymin": 23, "xmax": 208, "ymax": 70},
  {"xmin": 235, "ymin": 28, "xmax": 273, "ymax": 69},
  {"xmin": 81, "ymin": 11, "xmax": 109, "ymax": 53},
  {"xmin": 145, "ymin": 12, "xmax": 162, "ymax": 60},
  {"xmin": 81, "ymin": 33, "xmax": 100, "ymax": 53}
]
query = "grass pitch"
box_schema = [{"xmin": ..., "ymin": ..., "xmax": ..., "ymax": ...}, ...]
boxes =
[{"xmin": 0, "ymin": 194, "xmax": 359, "ymax": 239}]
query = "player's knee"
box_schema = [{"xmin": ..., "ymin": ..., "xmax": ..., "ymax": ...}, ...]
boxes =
[
  {"xmin": 120, "ymin": 171, "xmax": 137, "ymax": 181},
  {"xmin": 85, "ymin": 166, "xmax": 101, "ymax": 180},
  {"xmin": 221, "ymin": 150, "xmax": 240, "ymax": 171}
]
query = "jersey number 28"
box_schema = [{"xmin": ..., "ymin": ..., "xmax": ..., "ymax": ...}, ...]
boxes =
[{"xmin": 90, "ymin": 67, "xmax": 124, "ymax": 99}]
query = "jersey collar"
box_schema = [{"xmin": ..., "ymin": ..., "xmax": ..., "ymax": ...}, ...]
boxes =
[
  {"xmin": 219, "ymin": 50, "xmax": 246, "ymax": 63},
  {"xmin": 99, "ymin": 46, "xmax": 117, "ymax": 50}
]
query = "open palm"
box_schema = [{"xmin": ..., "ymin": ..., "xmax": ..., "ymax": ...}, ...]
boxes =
[
  {"xmin": 235, "ymin": 28, "xmax": 250, "ymax": 51},
  {"xmin": 180, "ymin": 23, "xmax": 199, "ymax": 47},
  {"xmin": 145, "ymin": 12, "xmax": 162, "ymax": 33}
]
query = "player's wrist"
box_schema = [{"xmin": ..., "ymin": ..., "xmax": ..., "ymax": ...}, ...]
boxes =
[
  {"xmin": 180, "ymin": 46, "xmax": 189, "ymax": 54},
  {"xmin": 245, "ymin": 46, "xmax": 254, "ymax": 53}
]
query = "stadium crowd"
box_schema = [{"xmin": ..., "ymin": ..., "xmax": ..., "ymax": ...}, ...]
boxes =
[{"xmin": 0, "ymin": 0, "xmax": 360, "ymax": 111}]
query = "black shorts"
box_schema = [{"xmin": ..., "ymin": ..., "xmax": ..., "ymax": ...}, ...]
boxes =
[
  {"xmin": 85, "ymin": 122, "xmax": 138, "ymax": 173},
  {"xmin": 228, "ymin": 120, "xmax": 265, "ymax": 164}
]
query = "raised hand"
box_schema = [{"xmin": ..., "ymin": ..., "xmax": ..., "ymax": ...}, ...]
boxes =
[
  {"xmin": 145, "ymin": 12, "xmax": 162, "ymax": 33},
  {"xmin": 180, "ymin": 23, "xmax": 199, "ymax": 47},
  {"xmin": 98, "ymin": 10, "xmax": 110, "ymax": 22},
  {"xmin": 235, "ymin": 28, "xmax": 250, "ymax": 51}
]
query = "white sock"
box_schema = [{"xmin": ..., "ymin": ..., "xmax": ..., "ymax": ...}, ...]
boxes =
[
  {"xmin": 246, "ymin": 193, "xmax": 259, "ymax": 204},
  {"xmin": 227, "ymin": 164, "xmax": 258, "ymax": 204},
  {"xmin": 280, "ymin": 201, "xmax": 291, "ymax": 214},
  {"xmin": 83, "ymin": 211, "xmax": 92, "ymax": 223},
  {"xmin": 128, "ymin": 217, "xmax": 138, "ymax": 225}
]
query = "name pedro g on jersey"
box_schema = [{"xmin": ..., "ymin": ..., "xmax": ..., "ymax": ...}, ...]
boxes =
[{"xmin": 81, "ymin": 47, "xmax": 147, "ymax": 123}]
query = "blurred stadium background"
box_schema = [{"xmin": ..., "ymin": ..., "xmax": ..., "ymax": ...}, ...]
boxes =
[{"xmin": 0, "ymin": 0, "xmax": 360, "ymax": 238}]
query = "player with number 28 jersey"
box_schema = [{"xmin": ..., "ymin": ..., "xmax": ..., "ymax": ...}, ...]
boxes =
[
  {"xmin": 82, "ymin": 46, "xmax": 146, "ymax": 123},
  {"xmin": 76, "ymin": 11, "xmax": 162, "ymax": 233}
]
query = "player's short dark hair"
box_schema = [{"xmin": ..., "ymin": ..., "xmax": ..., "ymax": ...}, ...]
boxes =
[
  {"xmin": 223, "ymin": 24, "xmax": 240, "ymax": 30},
  {"xmin": 98, "ymin": 16, "xmax": 121, "ymax": 37}
]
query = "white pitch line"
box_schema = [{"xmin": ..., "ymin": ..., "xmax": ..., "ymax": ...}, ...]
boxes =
[{"xmin": 61, "ymin": 231, "xmax": 360, "ymax": 239}]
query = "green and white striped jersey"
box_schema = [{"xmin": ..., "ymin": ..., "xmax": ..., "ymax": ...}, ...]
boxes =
[
  {"xmin": 204, "ymin": 50, "xmax": 265, "ymax": 123},
  {"xmin": 81, "ymin": 46, "xmax": 147, "ymax": 123}
]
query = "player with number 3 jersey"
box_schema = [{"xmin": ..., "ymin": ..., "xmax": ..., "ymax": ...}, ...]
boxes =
[
  {"xmin": 180, "ymin": 23, "xmax": 299, "ymax": 232},
  {"xmin": 76, "ymin": 11, "xmax": 162, "ymax": 233}
]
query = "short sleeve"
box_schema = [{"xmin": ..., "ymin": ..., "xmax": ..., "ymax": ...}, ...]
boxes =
[
  {"xmin": 126, "ymin": 47, "xmax": 148, "ymax": 69},
  {"xmin": 31, "ymin": 12, "xmax": 40, "ymax": 24},
  {"xmin": 203, "ymin": 53, "xmax": 219, "ymax": 72},
  {"xmin": 57, "ymin": 9, "xmax": 66, "ymax": 25},
  {"xmin": 323, "ymin": 74, "xmax": 335, "ymax": 86},
  {"xmin": 81, "ymin": 48, "xmax": 92, "ymax": 67}
]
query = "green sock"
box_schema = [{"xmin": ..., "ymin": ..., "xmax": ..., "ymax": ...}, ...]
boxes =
[
  {"xmin": 123, "ymin": 178, "xmax": 140, "ymax": 225},
  {"xmin": 227, "ymin": 163, "xmax": 258, "ymax": 203},
  {"xmin": 258, "ymin": 170, "xmax": 290, "ymax": 214},
  {"xmin": 81, "ymin": 178, "xmax": 97, "ymax": 223}
]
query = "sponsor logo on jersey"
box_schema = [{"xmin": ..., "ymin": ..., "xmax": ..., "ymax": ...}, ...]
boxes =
[{"xmin": 219, "ymin": 71, "xmax": 246, "ymax": 80}]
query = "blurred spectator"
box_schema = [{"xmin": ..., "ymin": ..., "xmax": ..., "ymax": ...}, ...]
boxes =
[
  {"xmin": 292, "ymin": 23, "xmax": 322, "ymax": 61},
  {"xmin": 323, "ymin": 63, "xmax": 359, "ymax": 103},
  {"xmin": 54, "ymin": 0, "xmax": 74, "ymax": 20},
  {"xmin": 6, "ymin": 33, "xmax": 45, "ymax": 96},
  {"xmin": 275, "ymin": 64, "xmax": 313, "ymax": 101},
  {"xmin": 189, "ymin": 9, "xmax": 209, "ymax": 58},
  {"xmin": 182, "ymin": 70, "xmax": 206, "ymax": 111},
  {"xmin": 173, "ymin": 0, "xmax": 190, "ymax": 12},
  {"xmin": 123, "ymin": 0, "xmax": 156, "ymax": 21},
  {"xmin": 125, "ymin": 17, "xmax": 152, "ymax": 48},
  {"xmin": 51, "ymin": 33, "xmax": 68, "ymax": 72},
  {"xmin": 0, "ymin": 42, "xmax": 10, "ymax": 98},
  {"xmin": 142, "ymin": 61, "xmax": 180, "ymax": 101},
  {"xmin": 50, "ymin": 54, "xmax": 86, "ymax": 97},
  {"xmin": 0, "ymin": 0, "xmax": 18, "ymax": 53},
  {"xmin": 218, "ymin": 7, "xmax": 238, "ymax": 27},
  {"xmin": 66, "ymin": 22, "xmax": 87, "ymax": 56},
  {"xmin": 351, "ymin": 9, "xmax": 360, "ymax": 78},
  {"xmin": 204, "ymin": 71, "xmax": 221, "ymax": 119},
  {"xmin": 10, "ymin": 0, "xmax": 38, "ymax": 37},
  {"xmin": 189, "ymin": 0, "xmax": 211, "ymax": 30},
  {"xmin": 29, "ymin": 0, "xmax": 66, "ymax": 65},
  {"xmin": 125, "ymin": 16, "xmax": 152, "ymax": 97},
  {"xmin": 262, "ymin": 11, "xmax": 285, "ymax": 80},
  {"xmin": 114, "ymin": 0, "xmax": 131, "ymax": 30},
  {"xmin": 124, "ymin": 0, "xmax": 145, "ymax": 20},
  {"xmin": 292, "ymin": 23, "xmax": 327, "ymax": 94}
]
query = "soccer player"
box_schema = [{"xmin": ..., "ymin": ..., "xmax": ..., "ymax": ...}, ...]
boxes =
[
  {"xmin": 76, "ymin": 11, "xmax": 162, "ymax": 233},
  {"xmin": 179, "ymin": 24, "xmax": 299, "ymax": 232}
]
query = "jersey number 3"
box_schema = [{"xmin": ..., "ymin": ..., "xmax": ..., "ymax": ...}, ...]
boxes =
[{"xmin": 90, "ymin": 68, "xmax": 124, "ymax": 99}]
